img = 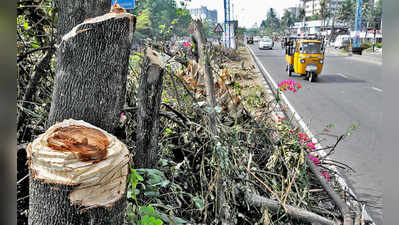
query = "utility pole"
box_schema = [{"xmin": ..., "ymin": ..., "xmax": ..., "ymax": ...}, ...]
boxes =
[
  {"xmin": 353, "ymin": 0, "xmax": 363, "ymax": 54},
  {"xmin": 224, "ymin": 0, "xmax": 231, "ymax": 48}
]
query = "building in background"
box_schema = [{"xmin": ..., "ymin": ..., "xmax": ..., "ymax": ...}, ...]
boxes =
[
  {"xmin": 289, "ymin": 20, "xmax": 348, "ymax": 36},
  {"xmin": 189, "ymin": 6, "xmax": 218, "ymax": 23},
  {"xmin": 288, "ymin": 6, "xmax": 300, "ymax": 18},
  {"xmin": 300, "ymin": 0, "xmax": 344, "ymax": 18}
]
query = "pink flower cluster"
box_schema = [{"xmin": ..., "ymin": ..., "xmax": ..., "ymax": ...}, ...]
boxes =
[
  {"xmin": 278, "ymin": 80, "xmax": 301, "ymax": 93},
  {"xmin": 183, "ymin": 40, "xmax": 191, "ymax": 48},
  {"xmin": 305, "ymin": 142, "xmax": 316, "ymax": 151},
  {"xmin": 320, "ymin": 170, "xmax": 331, "ymax": 182},
  {"xmin": 309, "ymin": 155, "xmax": 320, "ymax": 165},
  {"xmin": 298, "ymin": 132, "xmax": 311, "ymax": 143},
  {"xmin": 298, "ymin": 132, "xmax": 332, "ymax": 182}
]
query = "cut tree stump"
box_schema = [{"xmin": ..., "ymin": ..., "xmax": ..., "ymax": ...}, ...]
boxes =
[
  {"xmin": 28, "ymin": 120, "xmax": 130, "ymax": 225},
  {"xmin": 29, "ymin": 6, "xmax": 136, "ymax": 225},
  {"xmin": 47, "ymin": 9, "xmax": 136, "ymax": 133},
  {"xmin": 134, "ymin": 48, "xmax": 165, "ymax": 168}
]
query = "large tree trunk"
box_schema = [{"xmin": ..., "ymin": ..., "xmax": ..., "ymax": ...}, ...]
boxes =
[
  {"xmin": 18, "ymin": 2, "xmax": 112, "ymax": 225},
  {"xmin": 134, "ymin": 48, "xmax": 165, "ymax": 168},
  {"xmin": 55, "ymin": 0, "xmax": 111, "ymax": 40},
  {"xmin": 47, "ymin": 10, "xmax": 136, "ymax": 133},
  {"xmin": 29, "ymin": 6, "xmax": 136, "ymax": 225}
]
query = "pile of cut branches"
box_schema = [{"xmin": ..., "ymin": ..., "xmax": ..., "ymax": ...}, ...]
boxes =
[{"xmin": 121, "ymin": 39, "xmax": 358, "ymax": 224}]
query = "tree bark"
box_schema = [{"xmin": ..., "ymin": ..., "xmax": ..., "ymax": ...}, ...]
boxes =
[
  {"xmin": 134, "ymin": 48, "xmax": 164, "ymax": 168},
  {"xmin": 55, "ymin": 0, "xmax": 111, "ymax": 40},
  {"xmin": 191, "ymin": 19, "xmax": 217, "ymax": 134},
  {"xmin": 30, "ymin": 8, "xmax": 136, "ymax": 225},
  {"xmin": 47, "ymin": 12, "xmax": 136, "ymax": 133},
  {"xmin": 245, "ymin": 192, "xmax": 337, "ymax": 225},
  {"xmin": 306, "ymin": 157, "xmax": 354, "ymax": 225},
  {"xmin": 29, "ymin": 178, "xmax": 127, "ymax": 225}
]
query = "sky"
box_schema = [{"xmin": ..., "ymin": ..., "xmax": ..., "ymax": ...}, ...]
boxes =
[{"xmin": 186, "ymin": 0, "xmax": 300, "ymax": 28}]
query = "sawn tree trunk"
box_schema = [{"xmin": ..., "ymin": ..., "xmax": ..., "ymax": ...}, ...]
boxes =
[{"xmin": 29, "ymin": 7, "xmax": 136, "ymax": 225}]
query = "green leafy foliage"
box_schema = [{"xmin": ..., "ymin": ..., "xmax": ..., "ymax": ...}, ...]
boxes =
[
  {"xmin": 128, "ymin": 168, "xmax": 144, "ymax": 202},
  {"xmin": 136, "ymin": 9, "xmax": 152, "ymax": 32},
  {"xmin": 260, "ymin": 8, "xmax": 280, "ymax": 35},
  {"xmin": 137, "ymin": 206, "xmax": 163, "ymax": 225},
  {"xmin": 130, "ymin": 0, "xmax": 192, "ymax": 39}
]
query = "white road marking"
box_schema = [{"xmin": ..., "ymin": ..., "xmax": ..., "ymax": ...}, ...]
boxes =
[
  {"xmin": 247, "ymin": 46, "xmax": 376, "ymax": 225},
  {"xmin": 337, "ymin": 73, "xmax": 348, "ymax": 79},
  {"xmin": 371, "ymin": 87, "xmax": 383, "ymax": 92}
]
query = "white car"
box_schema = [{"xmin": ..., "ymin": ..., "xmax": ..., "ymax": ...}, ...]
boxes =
[
  {"xmin": 333, "ymin": 35, "xmax": 351, "ymax": 49},
  {"xmin": 259, "ymin": 38, "xmax": 273, "ymax": 50}
]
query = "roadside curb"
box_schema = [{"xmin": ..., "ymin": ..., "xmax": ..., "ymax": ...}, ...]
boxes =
[
  {"xmin": 326, "ymin": 47, "xmax": 382, "ymax": 65},
  {"xmin": 246, "ymin": 45, "xmax": 376, "ymax": 225}
]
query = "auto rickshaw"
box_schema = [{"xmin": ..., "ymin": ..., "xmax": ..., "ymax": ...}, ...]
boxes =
[{"xmin": 284, "ymin": 37, "xmax": 325, "ymax": 82}]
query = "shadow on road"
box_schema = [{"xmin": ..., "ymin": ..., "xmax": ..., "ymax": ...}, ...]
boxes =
[
  {"xmin": 316, "ymin": 74, "xmax": 366, "ymax": 83},
  {"xmin": 283, "ymin": 74, "xmax": 366, "ymax": 84}
]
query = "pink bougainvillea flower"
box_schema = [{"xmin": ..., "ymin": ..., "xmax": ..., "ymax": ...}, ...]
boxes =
[
  {"xmin": 309, "ymin": 155, "xmax": 320, "ymax": 165},
  {"xmin": 305, "ymin": 142, "xmax": 316, "ymax": 151},
  {"xmin": 298, "ymin": 132, "xmax": 308, "ymax": 141},
  {"xmin": 320, "ymin": 170, "xmax": 331, "ymax": 182},
  {"xmin": 296, "ymin": 82, "xmax": 301, "ymax": 89},
  {"xmin": 278, "ymin": 80, "xmax": 301, "ymax": 93},
  {"xmin": 120, "ymin": 113, "xmax": 126, "ymax": 119},
  {"xmin": 324, "ymin": 127, "xmax": 329, "ymax": 132},
  {"xmin": 183, "ymin": 40, "xmax": 191, "ymax": 48}
]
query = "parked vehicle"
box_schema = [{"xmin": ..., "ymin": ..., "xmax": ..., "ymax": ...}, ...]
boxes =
[
  {"xmin": 247, "ymin": 36, "xmax": 254, "ymax": 44},
  {"xmin": 333, "ymin": 35, "xmax": 351, "ymax": 49},
  {"xmin": 284, "ymin": 37, "xmax": 325, "ymax": 82},
  {"xmin": 259, "ymin": 37, "xmax": 273, "ymax": 50}
]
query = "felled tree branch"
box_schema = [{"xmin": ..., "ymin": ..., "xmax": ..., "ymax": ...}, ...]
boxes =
[
  {"xmin": 245, "ymin": 191, "xmax": 337, "ymax": 225},
  {"xmin": 17, "ymin": 47, "xmax": 56, "ymax": 131},
  {"xmin": 306, "ymin": 156, "xmax": 354, "ymax": 225}
]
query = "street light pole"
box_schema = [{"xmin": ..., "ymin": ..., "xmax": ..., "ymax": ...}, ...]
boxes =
[
  {"xmin": 353, "ymin": 0, "xmax": 363, "ymax": 49},
  {"xmin": 224, "ymin": 0, "xmax": 232, "ymax": 48}
]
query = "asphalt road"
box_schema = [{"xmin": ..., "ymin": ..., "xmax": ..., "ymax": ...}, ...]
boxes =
[{"xmin": 248, "ymin": 44, "xmax": 383, "ymax": 225}]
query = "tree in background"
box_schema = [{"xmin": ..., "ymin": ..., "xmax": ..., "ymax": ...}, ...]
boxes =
[
  {"xmin": 130, "ymin": 0, "xmax": 192, "ymax": 40},
  {"xmin": 297, "ymin": 7, "xmax": 306, "ymax": 22},
  {"xmin": 362, "ymin": 0, "xmax": 382, "ymax": 31},
  {"xmin": 246, "ymin": 28, "xmax": 261, "ymax": 37},
  {"xmin": 362, "ymin": 0, "xmax": 382, "ymax": 50},
  {"xmin": 318, "ymin": 0, "xmax": 330, "ymax": 33},
  {"xmin": 260, "ymin": 8, "xmax": 280, "ymax": 36},
  {"xmin": 280, "ymin": 10, "xmax": 295, "ymax": 35},
  {"xmin": 135, "ymin": 9, "xmax": 152, "ymax": 38},
  {"xmin": 202, "ymin": 19, "xmax": 218, "ymax": 39},
  {"xmin": 336, "ymin": 0, "xmax": 356, "ymax": 29},
  {"xmin": 307, "ymin": 14, "xmax": 320, "ymax": 21}
]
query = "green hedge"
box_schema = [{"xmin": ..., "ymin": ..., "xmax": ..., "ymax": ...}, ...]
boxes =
[
  {"xmin": 360, "ymin": 42, "xmax": 382, "ymax": 49},
  {"xmin": 361, "ymin": 42, "xmax": 372, "ymax": 49}
]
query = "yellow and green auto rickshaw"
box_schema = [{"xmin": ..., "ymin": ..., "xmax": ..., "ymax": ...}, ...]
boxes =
[{"xmin": 284, "ymin": 37, "xmax": 325, "ymax": 82}]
